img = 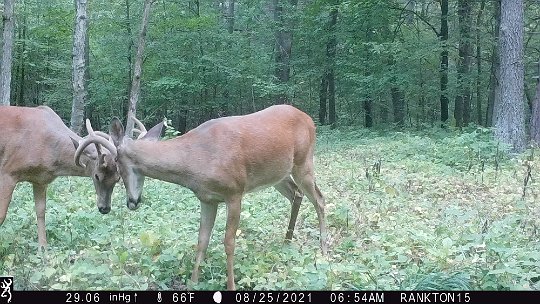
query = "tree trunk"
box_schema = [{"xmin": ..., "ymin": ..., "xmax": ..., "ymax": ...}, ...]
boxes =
[
  {"xmin": 318, "ymin": 1, "xmax": 338, "ymax": 126},
  {"xmin": 495, "ymin": 0, "xmax": 525, "ymax": 152},
  {"xmin": 70, "ymin": 0, "xmax": 89, "ymax": 135},
  {"xmin": 224, "ymin": 0, "xmax": 235, "ymax": 34},
  {"xmin": 327, "ymin": 4, "xmax": 337, "ymax": 126},
  {"xmin": 176, "ymin": 109, "xmax": 187, "ymax": 135},
  {"xmin": 476, "ymin": 0, "xmax": 485, "ymax": 125},
  {"xmin": 391, "ymin": 87, "xmax": 405, "ymax": 127},
  {"xmin": 126, "ymin": 0, "xmax": 156, "ymax": 138},
  {"xmin": 486, "ymin": 0, "xmax": 501, "ymax": 127},
  {"xmin": 364, "ymin": 99, "xmax": 373, "ymax": 128},
  {"xmin": 124, "ymin": 0, "xmax": 133, "ymax": 118},
  {"xmin": 273, "ymin": 0, "xmax": 297, "ymax": 104},
  {"xmin": 319, "ymin": 76, "xmax": 327, "ymax": 125},
  {"xmin": 454, "ymin": 0, "xmax": 472, "ymax": 128},
  {"xmin": 0, "ymin": 0, "xmax": 15, "ymax": 106},
  {"xmin": 405, "ymin": 0, "xmax": 415, "ymax": 24},
  {"xmin": 530, "ymin": 61, "xmax": 540, "ymax": 145},
  {"xmin": 439, "ymin": 0, "xmax": 449, "ymax": 123},
  {"xmin": 15, "ymin": 0, "xmax": 26, "ymax": 106},
  {"xmin": 328, "ymin": 67, "xmax": 336, "ymax": 126},
  {"xmin": 221, "ymin": 0, "xmax": 234, "ymax": 116}
]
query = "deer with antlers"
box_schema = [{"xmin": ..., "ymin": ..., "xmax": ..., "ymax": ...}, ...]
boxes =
[
  {"xmin": 0, "ymin": 105, "xmax": 120, "ymax": 248},
  {"xmin": 79, "ymin": 104, "xmax": 328, "ymax": 290}
]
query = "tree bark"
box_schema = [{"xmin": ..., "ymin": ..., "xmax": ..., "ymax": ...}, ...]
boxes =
[
  {"xmin": 439, "ymin": 0, "xmax": 449, "ymax": 123},
  {"xmin": 530, "ymin": 61, "xmax": 540, "ymax": 145},
  {"xmin": 273, "ymin": 0, "xmax": 297, "ymax": 104},
  {"xmin": 486, "ymin": 0, "xmax": 501, "ymax": 127},
  {"xmin": 124, "ymin": 0, "xmax": 133, "ymax": 118},
  {"xmin": 364, "ymin": 99, "xmax": 373, "ymax": 128},
  {"xmin": 221, "ymin": 0, "xmax": 234, "ymax": 116},
  {"xmin": 495, "ymin": 0, "xmax": 525, "ymax": 152},
  {"xmin": 454, "ymin": 0, "xmax": 472, "ymax": 128},
  {"xmin": 475, "ymin": 0, "xmax": 485, "ymax": 125},
  {"xmin": 126, "ymin": 0, "xmax": 156, "ymax": 138},
  {"xmin": 327, "ymin": 4, "xmax": 337, "ymax": 126},
  {"xmin": 391, "ymin": 86, "xmax": 405, "ymax": 127},
  {"xmin": 70, "ymin": 0, "xmax": 89, "ymax": 135},
  {"xmin": 319, "ymin": 76, "xmax": 327, "ymax": 125},
  {"xmin": 0, "ymin": 0, "xmax": 15, "ymax": 106},
  {"xmin": 15, "ymin": 0, "xmax": 26, "ymax": 106},
  {"xmin": 224, "ymin": 0, "xmax": 235, "ymax": 34},
  {"xmin": 319, "ymin": 2, "xmax": 337, "ymax": 126}
]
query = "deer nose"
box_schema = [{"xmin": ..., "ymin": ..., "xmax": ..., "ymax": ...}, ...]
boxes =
[
  {"xmin": 98, "ymin": 206, "xmax": 111, "ymax": 214},
  {"xmin": 127, "ymin": 197, "xmax": 141, "ymax": 210}
]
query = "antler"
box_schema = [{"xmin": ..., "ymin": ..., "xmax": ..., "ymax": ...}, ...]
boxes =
[
  {"xmin": 74, "ymin": 119, "xmax": 118, "ymax": 168},
  {"xmin": 132, "ymin": 116, "xmax": 147, "ymax": 139},
  {"xmin": 95, "ymin": 131, "xmax": 111, "ymax": 140}
]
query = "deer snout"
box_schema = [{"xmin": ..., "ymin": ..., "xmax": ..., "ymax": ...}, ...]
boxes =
[
  {"xmin": 127, "ymin": 197, "xmax": 141, "ymax": 210},
  {"xmin": 98, "ymin": 206, "xmax": 111, "ymax": 214}
]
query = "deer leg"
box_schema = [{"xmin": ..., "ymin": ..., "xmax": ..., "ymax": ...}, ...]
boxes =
[
  {"xmin": 191, "ymin": 201, "xmax": 218, "ymax": 286},
  {"xmin": 274, "ymin": 176, "xmax": 304, "ymax": 241},
  {"xmin": 33, "ymin": 183, "xmax": 48, "ymax": 249},
  {"xmin": 292, "ymin": 165, "xmax": 328, "ymax": 255},
  {"xmin": 224, "ymin": 196, "xmax": 241, "ymax": 290},
  {"xmin": 0, "ymin": 175, "xmax": 16, "ymax": 229}
]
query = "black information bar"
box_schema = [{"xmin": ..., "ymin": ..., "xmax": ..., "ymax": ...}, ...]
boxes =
[{"xmin": 4, "ymin": 290, "xmax": 540, "ymax": 304}]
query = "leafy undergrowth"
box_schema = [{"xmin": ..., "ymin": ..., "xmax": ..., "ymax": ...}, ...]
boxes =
[{"xmin": 1, "ymin": 126, "xmax": 540, "ymax": 291}]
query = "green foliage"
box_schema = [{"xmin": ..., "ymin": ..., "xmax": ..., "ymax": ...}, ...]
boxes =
[
  {"xmin": 2, "ymin": 129, "xmax": 540, "ymax": 290},
  {"xmin": 408, "ymin": 272, "xmax": 472, "ymax": 291},
  {"xmin": 11, "ymin": 0, "xmax": 540, "ymax": 131},
  {"xmin": 162, "ymin": 118, "xmax": 180, "ymax": 139}
]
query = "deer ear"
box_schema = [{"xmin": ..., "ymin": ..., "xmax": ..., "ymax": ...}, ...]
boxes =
[
  {"xmin": 71, "ymin": 136, "xmax": 98, "ymax": 160},
  {"xmin": 98, "ymin": 153, "xmax": 107, "ymax": 167},
  {"xmin": 70, "ymin": 137, "xmax": 80, "ymax": 149},
  {"xmin": 110, "ymin": 117, "xmax": 125, "ymax": 147},
  {"xmin": 140, "ymin": 122, "xmax": 164, "ymax": 142}
]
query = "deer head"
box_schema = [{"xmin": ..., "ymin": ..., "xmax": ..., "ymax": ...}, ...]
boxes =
[
  {"xmin": 75, "ymin": 117, "xmax": 163, "ymax": 211},
  {"xmin": 72, "ymin": 119, "xmax": 120, "ymax": 214},
  {"xmin": 109, "ymin": 117, "xmax": 164, "ymax": 210}
]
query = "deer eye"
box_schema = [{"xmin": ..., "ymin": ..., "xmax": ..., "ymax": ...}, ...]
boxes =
[{"xmin": 95, "ymin": 174, "xmax": 100, "ymax": 181}]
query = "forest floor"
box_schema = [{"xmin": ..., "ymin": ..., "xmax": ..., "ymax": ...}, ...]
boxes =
[{"xmin": 1, "ymin": 126, "xmax": 540, "ymax": 290}]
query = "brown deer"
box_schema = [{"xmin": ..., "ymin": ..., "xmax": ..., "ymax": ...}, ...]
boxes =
[
  {"xmin": 0, "ymin": 105, "xmax": 120, "ymax": 248},
  {"xmin": 79, "ymin": 104, "xmax": 328, "ymax": 290}
]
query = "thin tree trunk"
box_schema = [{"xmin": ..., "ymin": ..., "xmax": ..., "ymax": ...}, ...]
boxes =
[
  {"xmin": 273, "ymin": 0, "xmax": 297, "ymax": 104},
  {"xmin": 439, "ymin": 0, "xmax": 449, "ymax": 123},
  {"xmin": 224, "ymin": 0, "xmax": 235, "ymax": 34},
  {"xmin": 454, "ymin": 0, "xmax": 472, "ymax": 128},
  {"xmin": 221, "ymin": 0, "xmax": 234, "ymax": 116},
  {"xmin": 392, "ymin": 86, "xmax": 405, "ymax": 127},
  {"xmin": 70, "ymin": 0, "xmax": 89, "ymax": 135},
  {"xmin": 318, "ymin": 1, "xmax": 338, "ymax": 126},
  {"xmin": 486, "ymin": 0, "xmax": 501, "ymax": 127},
  {"xmin": 15, "ymin": 0, "xmax": 26, "ymax": 106},
  {"xmin": 327, "ymin": 2, "xmax": 337, "ymax": 126},
  {"xmin": 0, "ymin": 0, "xmax": 16, "ymax": 106},
  {"xmin": 495, "ymin": 0, "xmax": 525, "ymax": 152},
  {"xmin": 126, "ymin": 0, "xmax": 156, "ymax": 137},
  {"xmin": 124, "ymin": 0, "xmax": 133, "ymax": 118},
  {"xmin": 364, "ymin": 99, "xmax": 373, "ymax": 128},
  {"xmin": 476, "ymin": 0, "xmax": 485, "ymax": 125},
  {"xmin": 319, "ymin": 76, "xmax": 327, "ymax": 125},
  {"xmin": 530, "ymin": 60, "xmax": 540, "ymax": 145}
]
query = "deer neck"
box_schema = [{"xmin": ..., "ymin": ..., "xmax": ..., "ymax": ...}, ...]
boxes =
[
  {"xmin": 126, "ymin": 138, "xmax": 201, "ymax": 189},
  {"xmin": 54, "ymin": 135, "xmax": 90, "ymax": 178}
]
